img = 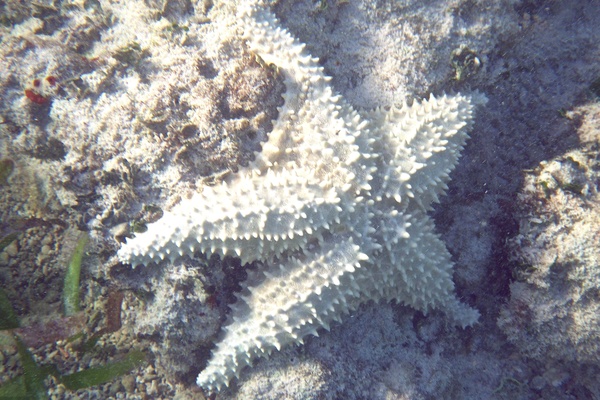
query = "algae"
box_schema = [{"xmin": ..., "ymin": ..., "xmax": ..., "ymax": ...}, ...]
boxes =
[{"xmin": 62, "ymin": 232, "xmax": 89, "ymax": 316}]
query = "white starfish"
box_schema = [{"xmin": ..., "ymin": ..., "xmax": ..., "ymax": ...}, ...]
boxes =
[{"xmin": 117, "ymin": 1, "xmax": 485, "ymax": 393}]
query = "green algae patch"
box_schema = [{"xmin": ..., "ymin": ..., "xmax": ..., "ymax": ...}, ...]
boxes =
[
  {"xmin": 0, "ymin": 288, "xmax": 19, "ymax": 330},
  {"xmin": 0, "ymin": 375, "xmax": 27, "ymax": 398},
  {"xmin": 15, "ymin": 335, "xmax": 49, "ymax": 400},
  {"xmin": 60, "ymin": 350, "xmax": 146, "ymax": 391},
  {"xmin": 62, "ymin": 232, "xmax": 89, "ymax": 316},
  {"xmin": 0, "ymin": 336, "xmax": 147, "ymax": 398}
]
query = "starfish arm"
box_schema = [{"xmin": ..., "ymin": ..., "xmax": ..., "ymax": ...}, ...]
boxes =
[
  {"xmin": 241, "ymin": 3, "xmax": 375, "ymax": 194},
  {"xmin": 370, "ymin": 93, "xmax": 487, "ymax": 210},
  {"xmin": 196, "ymin": 235, "xmax": 368, "ymax": 393},
  {"xmin": 375, "ymin": 208, "xmax": 479, "ymax": 327},
  {"xmin": 117, "ymin": 167, "xmax": 346, "ymax": 266}
]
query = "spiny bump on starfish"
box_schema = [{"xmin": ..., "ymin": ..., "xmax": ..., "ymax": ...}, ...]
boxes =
[{"xmin": 116, "ymin": 0, "xmax": 486, "ymax": 394}]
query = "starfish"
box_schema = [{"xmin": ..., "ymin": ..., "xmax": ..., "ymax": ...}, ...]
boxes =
[{"xmin": 117, "ymin": 1, "xmax": 485, "ymax": 393}]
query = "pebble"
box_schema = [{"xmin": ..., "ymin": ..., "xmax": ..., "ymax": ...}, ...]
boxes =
[
  {"xmin": 146, "ymin": 380, "xmax": 158, "ymax": 395},
  {"xmin": 122, "ymin": 374, "xmax": 136, "ymax": 393},
  {"xmin": 40, "ymin": 244, "xmax": 51, "ymax": 256},
  {"xmin": 144, "ymin": 365, "xmax": 157, "ymax": 381},
  {"xmin": 108, "ymin": 381, "xmax": 123, "ymax": 396},
  {"xmin": 5, "ymin": 242, "xmax": 18, "ymax": 257},
  {"xmin": 144, "ymin": 372, "xmax": 158, "ymax": 381}
]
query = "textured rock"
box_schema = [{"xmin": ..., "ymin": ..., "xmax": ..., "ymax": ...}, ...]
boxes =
[
  {"xmin": 499, "ymin": 103, "xmax": 600, "ymax": 366},
  {"xmin": 117, "ymin": 1, "xmax": 485, "ymax": 393}
]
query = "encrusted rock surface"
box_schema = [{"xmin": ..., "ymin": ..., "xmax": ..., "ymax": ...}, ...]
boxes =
[{"xmin": 498, "ymin": 102, "xmax": 600, "ymax": 395}]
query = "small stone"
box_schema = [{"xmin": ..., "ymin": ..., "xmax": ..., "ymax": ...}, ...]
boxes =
[
  {"xmin": 4, "ymin": 242, "xmax": 18, "ymax": 257},
  {"xmin": 144, "ymin": 372, "xmax": 158, "ymax": 381},
  {"xmin": 40, "ymin": 244, "xmax": 51, "ymax": 256},
  {"xmin": 108, "ymin": 381, "xmax": 122, "ymax": 396},
  {"xmin": 145, "ymin": 380, "xmax": 158, "ymax": 395},
  {"xmin": 121, "ymin": 374, "xmax": 136, "ymax": 393}
]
